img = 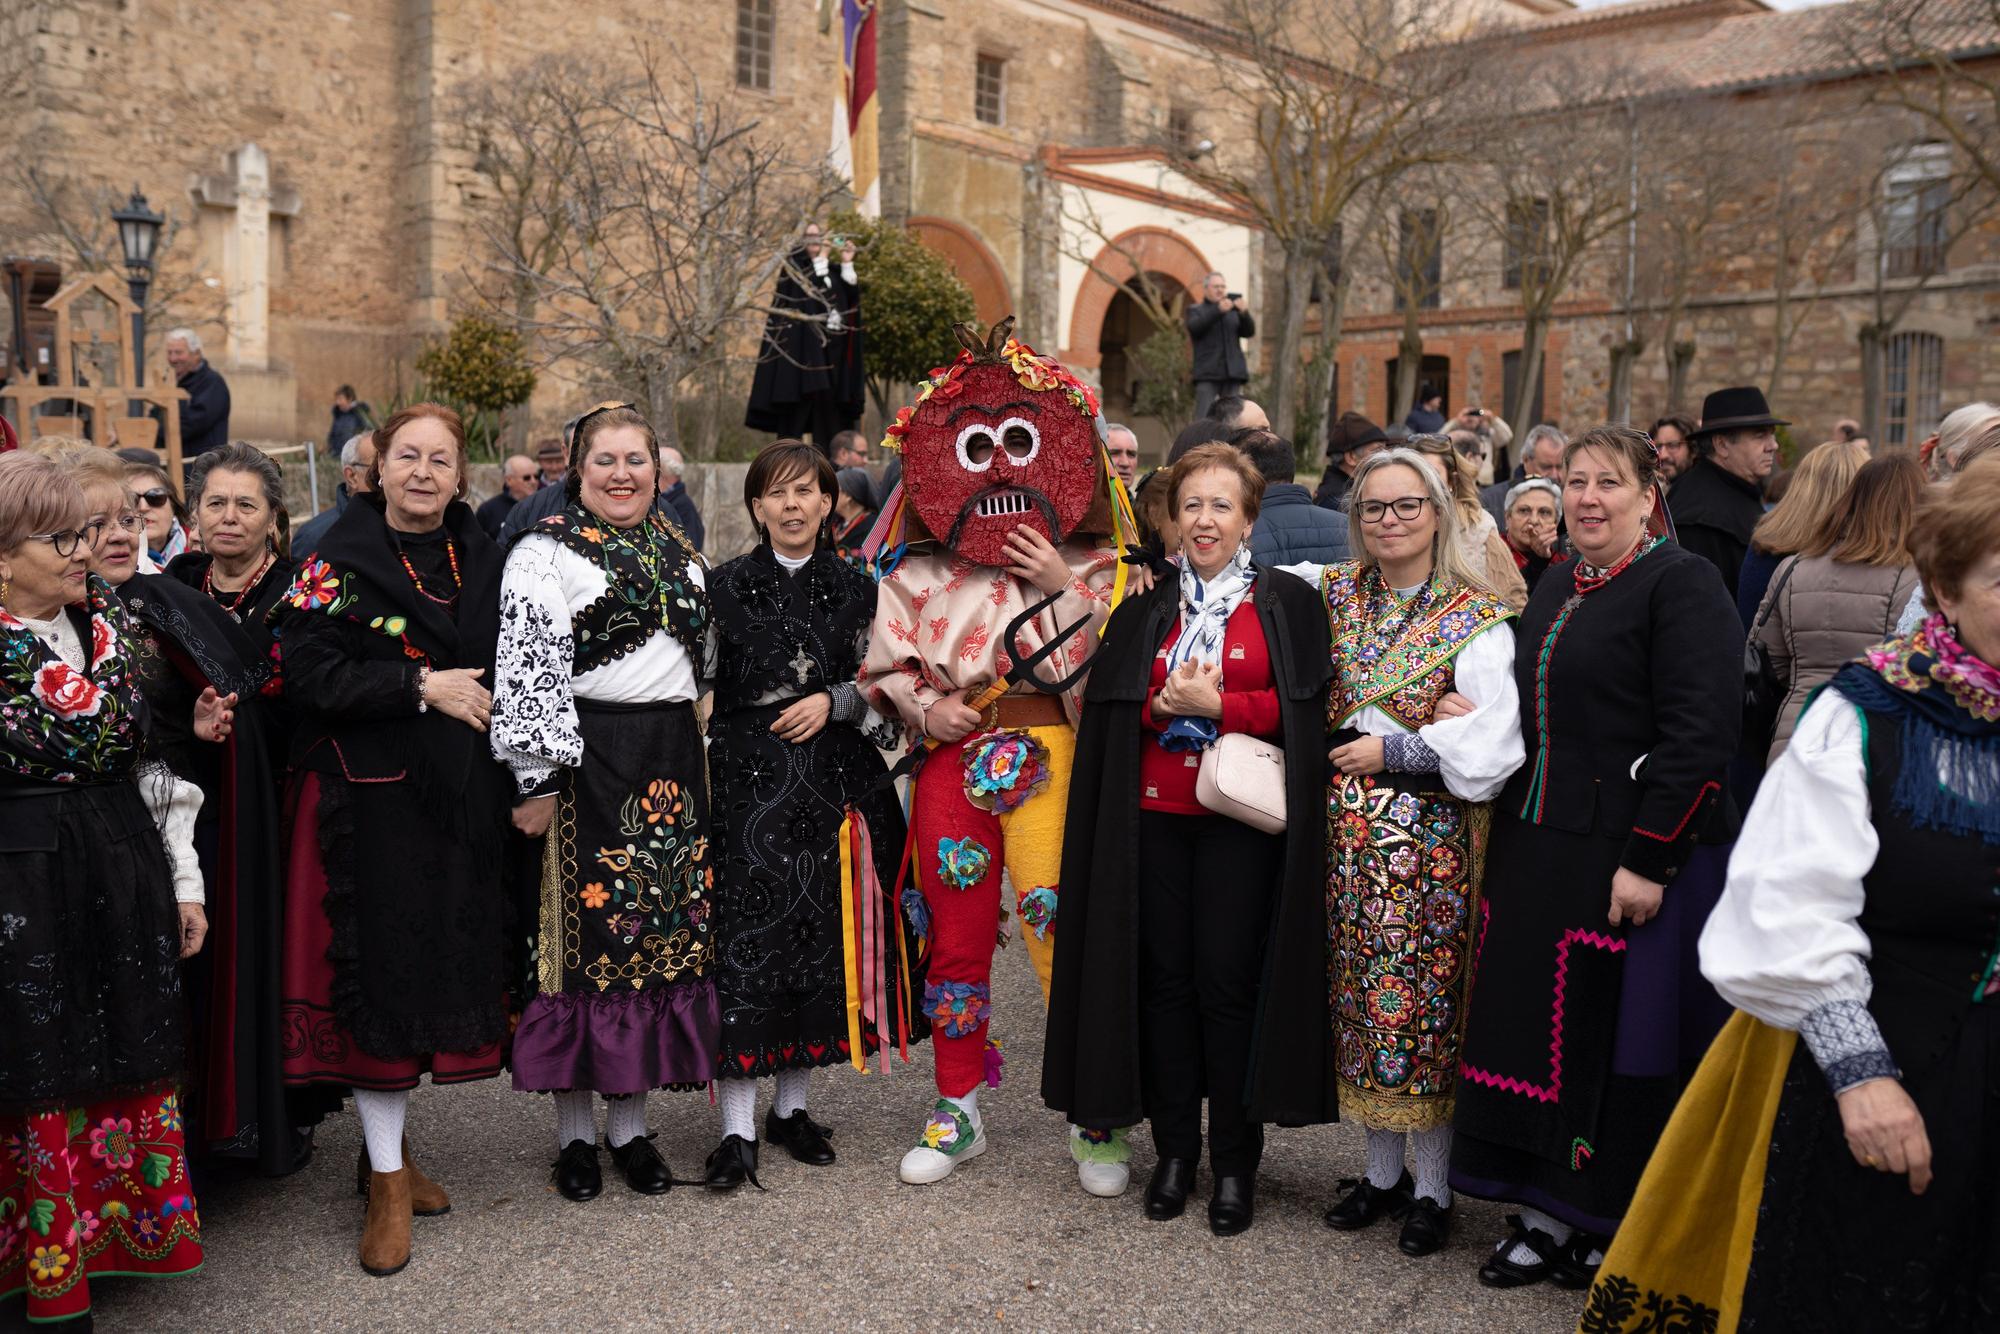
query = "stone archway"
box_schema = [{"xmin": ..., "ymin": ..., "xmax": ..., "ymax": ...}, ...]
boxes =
[
  {"xmin": 907, "ymin": 217, "xmax": 1013, "ymax": 329},
  {"xmin": 1064, "ymin": 226, "xmax": 1212, "ymax": 371}
]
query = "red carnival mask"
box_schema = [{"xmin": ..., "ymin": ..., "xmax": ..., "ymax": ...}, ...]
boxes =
[{"xmin": 883, "ymin": 317, "xmax": 1108, "ymax": 568}]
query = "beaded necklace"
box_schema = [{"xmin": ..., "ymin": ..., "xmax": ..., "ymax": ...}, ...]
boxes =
[
  {"xmin": 397, "ymin": 537, "xmax": 462, "ymax": 606},
  {"xmin": 204, "ymin": 551, "xmax": 275, "ymax": 619},
  {"xmin": 1572, "ymin": 534, "xmax": 1661, "ymax": 595}
]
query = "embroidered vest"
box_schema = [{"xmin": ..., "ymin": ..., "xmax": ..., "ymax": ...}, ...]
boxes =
[
  {"xmin": 532, "ymin": 508, "xmax": 709, "ymax": 676},
  {"xmin": 1324, "ymin": 562, "xmax": 1512, "ymax": 732}
]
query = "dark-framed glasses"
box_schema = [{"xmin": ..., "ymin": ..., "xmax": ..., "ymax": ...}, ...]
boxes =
[
  {"xmin": 1355, "ymin": 497, "xmax": 1431, "ymax": 524},
  {"xmin": 137, "ymin": 488, "xmax": 175, "ymax": 508},
  {"xmin": 31, "ymin": 522, "xmax": 106, "ymax": 557}
]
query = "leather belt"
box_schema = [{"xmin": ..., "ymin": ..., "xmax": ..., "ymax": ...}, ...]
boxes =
[{"xmin": 981, "ymin": 691, "xmax": 1067, "ymax": 731}]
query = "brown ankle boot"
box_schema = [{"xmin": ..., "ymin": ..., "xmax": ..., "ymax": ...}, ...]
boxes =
[
  {"xmin": 359, "ymin": 1167, "xmax": 413, "ymax": 1277},
  {"xmin": 357, "ymin": 1138, "xmax": 451, "ymax": 1217}
]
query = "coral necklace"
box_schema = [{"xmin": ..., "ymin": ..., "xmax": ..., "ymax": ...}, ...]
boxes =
[
  {"xmin": 399, "ymin": 538, "xmax": 461, "ymax": 606},
  {"xmin": 203, "ymin": 551, "xmax": 275, "ymax": 618},
  {"xmin": 1572, "ymin": 534, "xmax": 1660, "ymax": 595}
]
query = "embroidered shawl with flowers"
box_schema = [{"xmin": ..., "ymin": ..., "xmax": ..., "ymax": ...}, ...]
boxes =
[
  {"xmin": 510, "ymin": 504, "xmax": 709, "ymax": 676},
  {"xmin": 1324, "ymin": 560, "xmax": 1514, "ymax": 733},
  {"xmin": 1831, "ymin": 614, "xmax": 2000, "ymax": 843},
  {"xmin": 0, "ymin": 575, "xmax": 147, "ymax": 784}
]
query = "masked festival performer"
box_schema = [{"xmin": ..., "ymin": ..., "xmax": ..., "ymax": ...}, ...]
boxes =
[
  {"xmin": 701, "ymin": 440, "xmax": 926, "ymax": 1189},
  {"xmin": 491, "ymin": 404, "xmax": 718, "ymax": 1202},
  {"xmin": 860, "ymin": 317, "xmax": 1141, "ymax": 1189}
]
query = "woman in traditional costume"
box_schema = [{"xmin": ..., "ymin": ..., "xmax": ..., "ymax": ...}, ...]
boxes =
[
  {"xmin": 57, "ymin": 445, "xmax": 314, "ymax": 1178},
  {"xmin": 1449, "ymin": 425, "xmax": 1741, "ymax": 1290},
  {"xmin": 702, "ymin": 441, "xmax": 924, "ymax": 1187},
  {"xmin": 1579, "ymin": 457, "xmax": 2000, "ymax": 1332},
  {"xmin": 1046, "ymin": 443, "xmax": 1334, "ymax": 1235},
  {"xmin": 169, "ymin": 443, "xmax": 296, "ymax": 654},
  {"xmin": 272, "ymin": 403, "xmax": 513, "ymax": 1277},
  {"xmin": 0, "ymin": 452, "xmax": 207, "ymax": 1323},
  {"xmin": 491, "ymin": 404, "xmax": 717, "ymax": 1202},
  {"xmin": 1309, "ymin": 449, "xmax": 1522, "ymax": 1258}
]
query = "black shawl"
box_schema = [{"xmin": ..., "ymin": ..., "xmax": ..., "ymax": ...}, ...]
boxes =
[
  {"xmin": 744, "ymin": 247, "xmax": 865, "ymax": 430},
  {"xmin": 1042, "ymin": 564, "xmax": 1337, "ymax": 1128},
  {"xmin": 707, "ymin": 544, "xmax": 875, "ymax": 714},
  {"xmin": 270, "ymin": 493, "xmax": 506, "ymax": 858},
  {"xmin": 507, "ymin": 504, "xmax": 709, "ymax": 677}
]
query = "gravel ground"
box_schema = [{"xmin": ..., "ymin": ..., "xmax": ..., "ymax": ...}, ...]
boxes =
[{"xmin": 67, "ymin": 948, "xmax": 1584, "ymax": 1334}]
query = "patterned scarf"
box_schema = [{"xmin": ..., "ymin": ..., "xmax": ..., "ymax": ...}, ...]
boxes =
[
  {"xmin": 0, "ymin": 576, "xmax": 147, "ymax": 784},
  {"xmin": 520, "ymin": 504, "xmax": 710, "ymax": 674},
  {"xmin": 1158, "ymin": 543, "xmax": 1254, "ymax": 752},
  {"xmin": 1832, "ymin": 615, "xmax": 2000, "ymax": 843}
]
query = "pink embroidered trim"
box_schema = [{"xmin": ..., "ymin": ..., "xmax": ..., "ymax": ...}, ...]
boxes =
[
  {"xmin": 1632, "ymin": 780, "xmax": 1720, "ymax": 843},
  {"xmin": 1458, "ymin": 928, "xmax": 1627, "ymax": 1103}
]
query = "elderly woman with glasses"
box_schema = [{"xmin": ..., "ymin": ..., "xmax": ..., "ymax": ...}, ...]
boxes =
[
  {"xmin": 1500, "ymin": 478, "xmax": 1565, "ymax": 597},
  {"xmin": 1279, "ymin": 448, "xmax": 1523, "ymax": 1258},
  {"xmin": 491, "ymin": 403, "xmax": 720, "ymax": 1203},
  {"xmin": 0, "ymin": 451, "xmax": 209, "ymax": 1324}
]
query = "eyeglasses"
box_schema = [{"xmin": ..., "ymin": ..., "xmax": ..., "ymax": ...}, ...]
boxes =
[
  {"xmin": 93, "ymin": 511, "xmax": 147, "ymax": 534},
  {"xmin": 137, "ymin": 488, "xmax": 175, "ymax": 508},
  {"xmin": 1355, "ymin": 497, "xmax": 1431, "ymax": 524},
  {"xmin": 1405, "ymin": 433, "xmax": 1453, "ymax": 454},
  {"xmin": 30, "ymin": 522, "xmax": 106, "ymax": 557},
  {"xmin": 1455, "ymin": 442, "xmax": 1486, "ymax": 460}
]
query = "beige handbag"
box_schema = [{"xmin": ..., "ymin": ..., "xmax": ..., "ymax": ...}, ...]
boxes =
[{"xmin": 1195, "ymin": 732, "xmax": 1287, "ymax": 834}]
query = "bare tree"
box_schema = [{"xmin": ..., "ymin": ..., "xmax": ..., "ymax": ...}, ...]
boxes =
[
  {"xmin": 1840, "ymin": 0, "xmax": 2000, "ymax": 196},
  {"xmin": 1375, "ymin": 191, "xmax": 1448, "ymax": 424},
  {"xmin": 1186, "ymin": 0, "xmax": 1473, "ymax": 445},
  {"xmin": 1457, "ymin": 55, "xmax": 1645, "ymax": 440},
  {"xmin": 466, "ymin": 46, "xmax": 846, "ymax": 453}
]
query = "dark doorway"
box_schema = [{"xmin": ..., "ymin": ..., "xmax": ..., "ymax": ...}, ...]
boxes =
[
  {"xmin": 1385, "ymin": 353, "xmax": 1451, "ymax": 425},
  {"xmin": 1097, "ymin": 273, "xmax": 1184, "ymax": 465}
]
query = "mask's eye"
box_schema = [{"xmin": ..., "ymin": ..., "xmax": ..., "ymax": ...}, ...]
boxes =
[
  {"xmin": 999, "ymin": 418, "xmax": 1040, "ymax": 464},
  {"xmin": 957, "ymin": 424, "xmax": 997, "ymax": 472}
]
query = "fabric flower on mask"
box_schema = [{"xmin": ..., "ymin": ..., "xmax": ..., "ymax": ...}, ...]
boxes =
[
  {"xmin": 935, "ymin": 836, "xmax": 991, "ymax": 891},
  {"xmin": 961, "ymin": 730, "xmax": 1052, "ymax": 814},
  {"xmin": 1015, "ymin": 885, "xmax": 1058, "ymax": 941}
]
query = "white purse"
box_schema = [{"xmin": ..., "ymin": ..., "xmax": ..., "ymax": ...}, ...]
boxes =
[{"xmin": 1195, "ymin": 732, "xmax": 1287, "ymax": 834}]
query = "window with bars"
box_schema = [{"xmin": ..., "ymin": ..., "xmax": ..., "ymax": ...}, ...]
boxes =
[
  {"xmin": 1883, "ymin": 143, "xmax": 1950, "ymax": 279},
  {"xmin": 1503, "ymin": 197, "xmax": 1551, "ymax": 291},
  {"xmin": 1883, "ymin": 331, "xmax": 1944, "ymax": 447},
  {"xmin": 1167, "ymin": 106, "xmax": 1196, "ymax": 156},
  {"xmin": 736, "ymin": 0, "xmax": 775, "ymax": 91},
  {"xmin": 975, "ymin": 54, "xmax": 1006, "ymax": 126}
]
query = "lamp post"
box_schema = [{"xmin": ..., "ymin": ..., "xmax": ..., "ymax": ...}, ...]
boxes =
[{"xmin": 110, "ymin": 187, "xmax": 163, "ymax": 386}]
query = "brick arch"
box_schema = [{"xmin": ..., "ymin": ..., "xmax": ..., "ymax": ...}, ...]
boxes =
[
  {"xmin": 1065, "ymin": 227, "xmax": 1213, "ymax": 371},
  {"xmin": 907, "ymin": 216, "xmax": 1013, "ymax": 330}
]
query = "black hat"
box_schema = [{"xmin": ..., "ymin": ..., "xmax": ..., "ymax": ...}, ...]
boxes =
[
  {"xmin": 1692, "ymin": 386, "xmax": 1789, "ymax": 438},
  {"xmin": 1327, "ymin": 411, "xmax": 1389, "ymax": 458}
]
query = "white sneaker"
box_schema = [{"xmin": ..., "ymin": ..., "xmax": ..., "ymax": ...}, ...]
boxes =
[
  {"xmin": 1076, "ymin": 1158, "xmax": 1130, "ymax": 1198},
  {"xmin": 897, "ymin": 1100, "xmax": 986, "ymax": 1185}
]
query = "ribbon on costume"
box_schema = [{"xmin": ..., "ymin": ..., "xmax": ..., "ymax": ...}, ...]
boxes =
[{"xmin": 839, "ymin": 808, "xmax": 919, "ymax": 1073}]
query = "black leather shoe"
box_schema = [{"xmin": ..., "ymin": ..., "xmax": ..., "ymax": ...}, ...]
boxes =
[
  {"xmin": 1207, "ymin": 1173, "xmax": 1255, "ymax": 1237},
  {"xmin": 1323, "ymin": 1171, "xmax": 1412, "ymax": 1231},
  {"xmin": 1143, "ymin": 1157, "xmax": 1195, "ymax": 1221},
  {"xmin": 606, "ymin": 1134, "xmax": 672, "ymax": 1195},
  {"xmin": 1549, "ymin": 1230, "xmax": 1608, "ymax": 1290},
  {"xmin": 1478, "ymin": 1214, "xmax": 1561, "ymax": 1289},
  {"xmin": 553, "ymin": 1138, "xmax": 602, "ymax": 1202},
  {"xmin": 764, "ymin": 1108, "xmax": 836, "ymax": 1166},
  {"xmin": 704, "ymin": 1134, "xmax": 762, "ymax": 1191},
  {"xmin": 1396, "ymin": 1195, "xmax": 1452, "ymax": 1257}
]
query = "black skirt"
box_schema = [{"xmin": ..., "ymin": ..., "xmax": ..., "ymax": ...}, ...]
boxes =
[
  {"xmin": 0, "ymin": 780, "xmax": 188, "ymax": 1114},
  {"xmin": 708, "ymin": 702, "xmax": 924, "ymax": 1076}
]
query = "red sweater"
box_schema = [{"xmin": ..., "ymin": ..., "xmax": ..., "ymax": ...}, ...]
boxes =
[{"xmin": 1140, "ymin": 599, "xmax": 1281, "ymax": 814}]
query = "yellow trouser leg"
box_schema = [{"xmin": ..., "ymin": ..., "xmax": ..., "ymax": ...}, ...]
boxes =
[{"xmin": 998, "ymin": 723, "xmax": 1075, "ymax": 1004}]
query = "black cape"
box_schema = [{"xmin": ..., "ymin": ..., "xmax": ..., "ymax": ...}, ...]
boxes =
[
  {"xmin": 1666, "ymin": 457, "xmax": 1763, "ymax": 599},
  {"xmin": 1042, "ymin": 565, "xmax": 1337, "ymax": 1129},
  {"xmin": 745, "ymin": 247, "xmax": 864, "ymax": 431}
]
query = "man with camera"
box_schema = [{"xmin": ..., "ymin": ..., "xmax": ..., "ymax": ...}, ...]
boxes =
[{"xmin": 1185, "ymin": 273, "xmax": 1256, "ymax": 422}]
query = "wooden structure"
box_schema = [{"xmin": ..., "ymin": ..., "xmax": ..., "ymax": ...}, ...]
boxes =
[{"xmin": 0, "ymin": 270, "xmax": 186, "ymax": 484}]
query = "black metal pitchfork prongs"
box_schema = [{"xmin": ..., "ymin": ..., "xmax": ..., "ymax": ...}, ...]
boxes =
[{"xmin": 1002, "ymin": 584, "xmax": 1095, "ymax": 695}]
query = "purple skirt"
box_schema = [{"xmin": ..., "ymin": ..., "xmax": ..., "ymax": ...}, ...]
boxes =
[{"xmin": 511, "ymin": 985, "xmax": 719, "ymax": 1095}]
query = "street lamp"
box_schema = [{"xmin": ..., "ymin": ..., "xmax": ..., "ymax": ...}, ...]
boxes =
[{"xmin": 110, "ymin": 187, "xmax": 163, "ymax": 384}]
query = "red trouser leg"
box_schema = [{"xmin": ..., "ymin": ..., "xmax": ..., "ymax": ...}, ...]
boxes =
[{"xmin": 912, "ymin": 733, "xmax": 1004, "ymax": 1099}]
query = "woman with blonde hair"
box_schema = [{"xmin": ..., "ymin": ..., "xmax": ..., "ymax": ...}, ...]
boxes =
[
  {"xmin": 1735, "ymin": 438, "xmax": 1868, "ymax": 628},
  {"xmin": 1404, "ymin": 433, "xmax": 1528, "ymax": 611}
]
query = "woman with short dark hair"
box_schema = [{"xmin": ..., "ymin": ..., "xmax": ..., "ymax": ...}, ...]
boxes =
[
  {"xmin": 1045, "ymin": 442, "xmax": 1335, "ymax": 1237},
  {"xmin": 1451, "ymin": 425, "xmax": 1743, "ymax": 1291},
  {"xmin": 0, "ymin": 452, "xmax": 208, "ymax": 1323},
  {"xmin": 701, "ymin": 440, "xmax": 925, "ymax": 1188},
  {"xmin": 169, "ymin": 443, "xmax": 295, "ymax": 651},
  {"xmin": 491, "ymin": 404, "xmax": 718, "ymax": 1202},
  {"xmin": 272, "ymin": 402, "xmax": 513, "ymax": 1277}
]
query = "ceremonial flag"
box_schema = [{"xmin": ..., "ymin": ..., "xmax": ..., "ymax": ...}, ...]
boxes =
[{"xmin": 834, "ymin": 0, "xmax": 879, "ymax": 217}]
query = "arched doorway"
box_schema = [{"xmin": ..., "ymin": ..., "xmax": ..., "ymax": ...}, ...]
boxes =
[
  {"xmin": 907, "ymin": 217, "xmax": 1012, "ymax": 329},
  {"xmin": 1096, "ymin": 272, "xmax": 1186, "ymax": 466},
  {"xmin": 1065, "ymin": 227, "xmax": 1210, "ymax": 371}
]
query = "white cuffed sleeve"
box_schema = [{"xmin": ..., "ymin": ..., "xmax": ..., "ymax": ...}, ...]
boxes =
[
  {"xmin": 136, "ymin": 760, "xmax": 206, "ymax": 904},
  {"xmin": 1417, "ymin": 624, "xmax": 1525, "ymax": 803},
  {"xmin": 491, "ymin": 535, "xmax": 582, "ymax": 797}
]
